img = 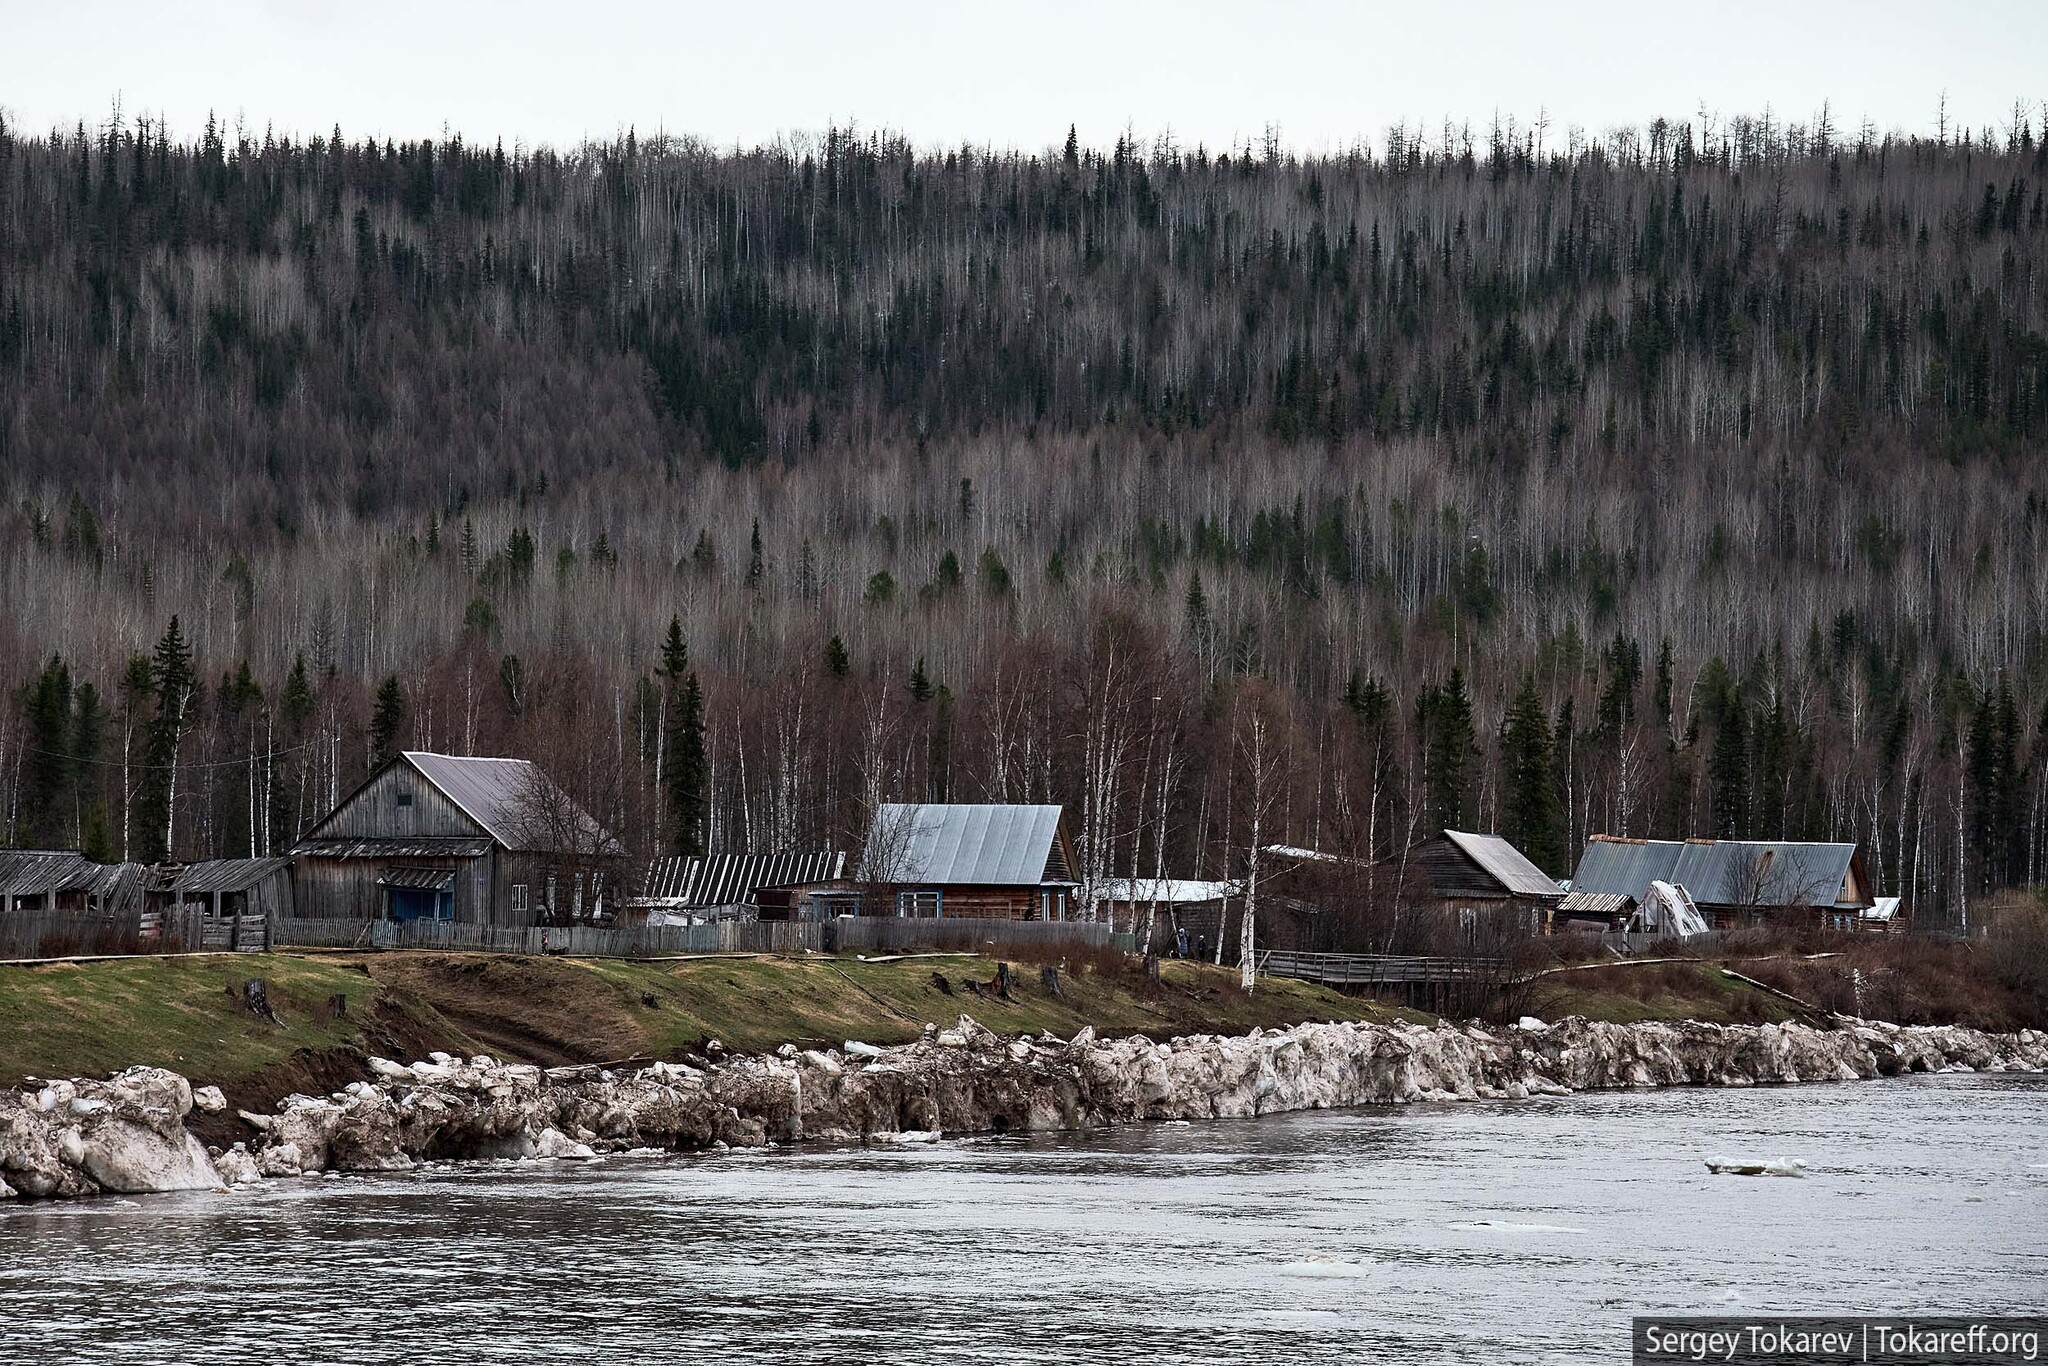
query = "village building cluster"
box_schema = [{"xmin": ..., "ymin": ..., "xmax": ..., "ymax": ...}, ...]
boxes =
[{"xmin": 0, "ymin": 749, "xmax": 1906, "ymax": 957}]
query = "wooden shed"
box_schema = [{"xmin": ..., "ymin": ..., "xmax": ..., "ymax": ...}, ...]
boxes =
[
  {"xmin": 290, "ymin": 751, "xmax": 617, "ymax": 926},
  {"xmin": 1373, "ymin": 830, "xmax": 1563, "ymax": 935}
]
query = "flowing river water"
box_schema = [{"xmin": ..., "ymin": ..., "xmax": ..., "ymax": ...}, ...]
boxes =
[{"xmin": 4, "ymin": 1073, "xmax": 2044, "ymax": 1363}]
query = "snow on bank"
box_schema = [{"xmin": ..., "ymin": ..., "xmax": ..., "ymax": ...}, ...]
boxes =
[{"xmin": 3, "ymin": 1014, "xmax": 2044, "ymax": 1200}]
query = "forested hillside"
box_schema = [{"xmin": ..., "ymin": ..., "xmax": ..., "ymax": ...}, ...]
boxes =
[{"xmin": 2, "ymin": 106, "xmax": 2046, "ymax": 924}]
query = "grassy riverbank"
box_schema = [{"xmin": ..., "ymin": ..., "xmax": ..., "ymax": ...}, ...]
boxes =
[{"xmin": 0, "ymin": 949, "xmax": 1405, "ymax": 1113}]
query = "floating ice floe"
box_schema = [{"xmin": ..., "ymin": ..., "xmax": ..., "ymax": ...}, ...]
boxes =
[{"xmin": 1706, "ymin": 1157, "xmax": 1809, "ymax": 1177}]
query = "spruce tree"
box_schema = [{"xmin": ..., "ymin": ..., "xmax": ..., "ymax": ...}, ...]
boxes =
[
  {"xmin": 1500, "ymin": 674, "xmax": 1561, "ymax": 872},
  {"xmin": 281, "ymin": 654, "xmax": 314, "ymax": 736},
  {"xmin": 19, "ymin": 656, "xmax": 74, "ymax": 847},
  {"xmin": 826, "ymin": 634, "xmax": 851, "ymax": 679},
  {"xmin": 1708, "ymin": 699, "xmax": 1750, "ymax": 839},
  {"xmin": 669, "ymin": 672, "xmax": 709, "ymax": 855},
  {"xmin": 370, "ymin": 675, "xmax": 406, "ymax": 759},
  {"xmin": 1424, "ymin": 667, "xmax": 1476, "ymax": 831},
  {"xmin": 745, "ymin": 519, "xmax": 764, "ymax": 587},
  {"xmin": 137, "ymin": 616, "xmax": 196, "ymax": 861},
  {"xmin": 71, "ymin": 680, "xmax": 105, "ymax": 855},
  {"xmin": 908, "ymin": 657, "xmax": 935, "ymax": 702}
]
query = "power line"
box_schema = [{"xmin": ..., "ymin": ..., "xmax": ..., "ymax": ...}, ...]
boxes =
[{"xmin": 11, "ymin": 738, "xmax": 323, "ymax": 773}]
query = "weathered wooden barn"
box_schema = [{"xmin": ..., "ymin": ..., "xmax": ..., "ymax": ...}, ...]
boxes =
[
  {"xmin": 0, "ymin": 852, "xmax": 148, "ymax": 917},
  {"xmin": 1371, "ymin": 830, "xmax": 1563, "ymax": 934},
  {"xmin": 148, "ymin": 858, "xmax": 294, "ymax": 919},
  {"xmin": 622, "ymin": 851, "xmax": 849, "ymax": 924},
  {"xmin": 1568, "ymin": 836, "xmax": 1875, "ymax": 933},
  {"xmin": 291, "ymin": 751, "xmax": 616, "ymax": 925},
  {"xmin": 860, "ymin": 803, "xmax": 1079, "ymax": 919}
]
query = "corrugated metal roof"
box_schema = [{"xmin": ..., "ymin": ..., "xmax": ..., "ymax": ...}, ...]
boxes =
[
  {"xmin": 629, "ymin": 852, "xmax": 848, "ymax": 907},
  {"xmin": 0, "ymin": 850, "xmax": 97, "ymax": 897},
  {"xmin": 158, "ymin": 858, "xmax": 293, "ymax": 895},
  {"xmin": 292, "ymin": 837, "xmax": 496, "ymax": 859},
  {"xmin": 1097, "ymin": 878, "xmax": 1237, "ymax": 904},
  {"xmin": 1557, "ymin": 889, "xmax": 1635, "ymax": 916},
  {"xmin": 1443, "ymin": 830, "xmax": 1563, "ymax": 897},
  {"xmin": 867, "ymin": 804, "xmax": 1071, "ymax": 886},
  {"xmin": 1570, "ymin": 839, "xmax": 1686, "ymax": 898},
  {"xmin": 1570, "ymin": 837, "xmax": 1863, "ymax": 908}
]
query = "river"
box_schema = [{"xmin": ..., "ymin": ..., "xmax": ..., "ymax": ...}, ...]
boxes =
[{"xmin": 4, "ymin": 1074, "xmax": 2044, "ymax": 1363}]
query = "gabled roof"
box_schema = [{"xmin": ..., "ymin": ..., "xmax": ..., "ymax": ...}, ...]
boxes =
[
  {"xmin": 1441, "ymin": 830, "xmax": 1562, "ymax": 898},
  {"xmin": 304, "ymin": 751, "xmax": 615, "ymax": 854},
  {"xmin": 1570, "ymin": 836, "xmax": 1866, "ymax": 909},
  {"xmin": 867, "ymin": 803, "xmax": 1073, "ymax": 886},
  {"xmin": 403, "ymin": 752, "xmax": 557, "ymax": 849},
  {"xmin": 630, "ymin": 852, "xmax": 848, "ymax": 907}
]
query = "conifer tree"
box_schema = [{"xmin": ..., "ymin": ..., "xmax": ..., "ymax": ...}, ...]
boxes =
[
  {"xmin": 825, "ymin": 634, "xmax": 851, "ymax": 679},
  {"xmin": 136, "ymin": 616, "xmax": 195, "ymax": 861},
  {"xmin": 1500, "ymin": 674, "xmax": 1561, "ymax": 872},
  {"xmin": 745, "ymin": 519, "xmax": 764, "ymax": 587},
  {"xmin": 18, "ymin": 655, "xmax": 74, "ymax": 848},
  {"xmin": 370, "ymin": 675, "xmax": 406, "ymax": 760},
  {"xmin": 1708, "ymin": 698, "xmax": 1750, "ymax": 839},
  {"xmin": 669, "ymin": 671, "xmax": 708, "ymax": 856},
  {"xmin": 1423, "ymin": 667, "xmax": 1476, "ymax": 831}
]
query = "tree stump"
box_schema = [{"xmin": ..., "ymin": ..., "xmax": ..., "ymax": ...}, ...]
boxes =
[
  {"xmin": 995, "ymin": 962, "xmax": 1014, "ymax": 1000},
  {"xmin": 1040, "ymin": 964, "xmax": 1064, "ymax": 998},
  {"xmin": 241, "ymin": 979, "xmax": 282, "ymax": 1026}
]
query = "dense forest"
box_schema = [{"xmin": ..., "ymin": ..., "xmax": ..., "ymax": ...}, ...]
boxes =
[{"xmin": 2, "ymin": 102, "xmax": 2046, "ymax": 926}]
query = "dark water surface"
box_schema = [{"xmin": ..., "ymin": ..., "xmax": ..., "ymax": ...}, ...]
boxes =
[{"xmin": 4, "ymin": 1075, "xmax": 2044, "ymax": 1364}]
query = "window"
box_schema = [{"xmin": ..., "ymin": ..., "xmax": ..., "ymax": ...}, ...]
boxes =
[
  {"xmin": 396, "ymin": 791, "xmax": 413, "ymax": 808},
  {"xmin": 897, "ymin": 889, "xmax": 941, "ymax": 919},
  {"xmin": 572, "ymin": 873, "xmax": 585, "ymax": 919},
  {"xmin": 511, "ymin": 884, "xmax": 529, "ymax": 916},
  {"xmin": 545, "ymin": 874, "xmax": 558, "ymax": 914}
]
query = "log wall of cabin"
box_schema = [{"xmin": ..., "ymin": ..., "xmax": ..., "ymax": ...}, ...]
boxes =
[
  {"xmin": 307, "ymin": 763, "xmax": 486, "ymax": 841},
  {"xmin": 292, "ymin": 854, "xmax": 496, "ymax": 923}
]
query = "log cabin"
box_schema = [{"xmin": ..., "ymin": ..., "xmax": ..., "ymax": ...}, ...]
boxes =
[{"xmin": 290, "ymin": 751, "xmax": 617, "ymax": 926}]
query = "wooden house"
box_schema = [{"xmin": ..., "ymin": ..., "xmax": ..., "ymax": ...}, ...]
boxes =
[
  {"xmin": 1368, "ymin": 830, "xmax": 1563, "ymax": 936},
  {"xmin": 291, "ymin": 751, "xmax": 617, "ymax": 926},
  {"xmin": 1568, "ymin": 836, "xmax": 1875, "ymax": 933},
  {"xmin": 859, "ymin": 803, "xmax": 1078, "ymax": 919}
]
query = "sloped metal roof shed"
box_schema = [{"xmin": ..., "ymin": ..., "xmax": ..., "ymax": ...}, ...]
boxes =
[
  {"xmin": 867, "ymin": 804, "xmax": 1074, "ymax": 886},
  {"xmin": 631, "ymin": 852, "xmax": 848, "ymax": 908},
  {"xmin": 1442, "ymin": 830, "xmax": 1564, "ymax": 898}
]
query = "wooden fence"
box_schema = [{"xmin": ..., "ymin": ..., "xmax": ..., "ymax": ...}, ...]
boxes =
[
  {"xmin": 823, "ymin": 916, "xmax": 1116, "ymax": 954},
  {"xmin": 1255, "ymin": 950, "xmax": 1504, "ymax": 986},
  {"xmin": 270, "ymin": 918, "xmax": 822, "ymax": 956},
  {"xmin": 1, "ymin": 909, "xmax": 268, "ymax": 959}
]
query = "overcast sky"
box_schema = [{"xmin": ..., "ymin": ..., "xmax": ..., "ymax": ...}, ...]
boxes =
[{"xmin": 2, "ymin": 0, "xmax": 2041, "ymax": 154}]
